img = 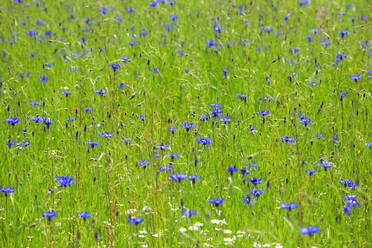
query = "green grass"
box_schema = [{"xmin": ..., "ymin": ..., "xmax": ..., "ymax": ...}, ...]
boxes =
[{"xmin": 0, "ymin": 0, "xmax": 371, "ymax": 247}]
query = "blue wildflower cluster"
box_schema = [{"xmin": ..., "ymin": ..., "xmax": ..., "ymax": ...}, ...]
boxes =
[{"xmin": 1, "ymin": 0, "xmax": 370, "ymax": 245}]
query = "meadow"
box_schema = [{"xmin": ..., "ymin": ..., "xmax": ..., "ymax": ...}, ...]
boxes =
[{"xmin": 0, "ymin": 0, "xmax": 371, "ymax": 247}]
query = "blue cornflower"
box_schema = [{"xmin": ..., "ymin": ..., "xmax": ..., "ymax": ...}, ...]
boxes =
[
  {"xmin": 121, "ymin": 57, "xmax": 130, "ymax": 62},
  {"xmin": 343, "ymin": 195, "xmax": 360, "ymax": 205},
  {"xmin": 181, "ymin": 122, "xmax": 195, "ymax": 131},
  {"xmin": 99, "ymin": 132, "xmax": 114, "ymax": 138},
  {"xmin": 300, "ymin": 226, "xmax": 320, "ymax": 235},
  {"xmin": 265, "ymin": 28, "xmax": 273, "ymax": 33},
  {"xmin": 305, "ymin": 169, "xmax": 316, "ymax": 175},
  {"xmin": 280, "ymin": 202, "xmax": 298, "ymax": 210},
  {"xmin": 210, "ymin": 108, "xmax": 223, "ymax": 118},
  {"xmin": 343, "ymin": 204, "xmax": 353, "ymax": 216},
  {"xmin": 197, "ymin": 137, "xmax": 212, "ymax": 146},
  {"xmin": 139, "ymin": 159, "xmax": 151, "ymax": 168},
  {"xmin": 100, "ymin": 7, "xmax": 109, "ymax": 14},
  {"xmin": 336, "ymin": 53, "xmax": 348, "ymax": 60},
  {"xmin": 339, "ymin": 179, "xmax": 357, "ymax": 188},
  {"xmin": 300, "ymin": 119, "xmax": 312, "ymax": 126},
  {"xmin": 242, "ymin": 194, "xmax": 256, "ymax": 205},
  {"xmin": 236, "ymin": 93, "xmax": 247, "ymax": 101},
  {"xmin": 168, "ymin": 152, "xmax": 180, "ymax": 159},
  {"xmin": 6, "ymin": 117, "xmax": 20, "ymax": 126},
  {"xmin": 339, "ymin": 31, "xmax": 348, "ymax": 37},
  {"xmin": 27, "ymin": 29, "xmax": 37, "ymax": 36},
  {"xmin": 226, "ymin": 166, "xmax": 238, "ymax": 176},
  {"xmin": 7, "ymin": 141, "xmax": 16, "ymax": 147},
  {"xmin": 289, "ymin": 48, "xmax": 300, "ymax": 53},
  {"xmin": 206, "ymin": 40, "xmax": 219, "ymax": 48},
  {"xmin": 257, "ymin": 110, "xmax": 270, "ymax": 116},
  {"xmin": 209, "ymin": 198, "xmax": 225, "ymax": 207},
  {"xmin": 249, "ymin": 177, "xmax": 263, "ymax": 186},
  {"xmin": 139, "ymin": 28, "xmax": 148, "ymax": 37},
  {"xmin": 168, "ymin": 127, "xmax": 178, "ymax": 133},
  {"xmin": 240, "ymin": 167, "xmax": 248, "ymax": 176},
  {"xmin": 210, "ymin": 103, "xmax": 220, "ymax": 108},
  {"xmin": 321, "ymin": 162, "xmax": 332, "ymax": 171},
  {"xmin": 95, "ymin": 89, "xmax": 106, "ymax": 95},
  {"xmin": 67, "ymin": 117, "xmax": 77, "ymax": 122},
  {"xmin": 55, "ymin": 175, "xmax": 73, "ymax": 188},
  {"xmin": 258, "ymin": 96, "xmax": 275, "ymax": 102},
  {"xmin": 313, "ymin": 133, "xmax": 324, "ymax": 138},
  {"xmin": 42, "ymin": 211, "xmax": 57, "ymax": 220},
  {"xmin": 281, "ymin": 136, "xmax": 296, "ymax": 144},
  {"xmin": 170, "ymin": 174, "xmax": 187, "ymax": 182},
  {"xmin": 40, "ymin": 76, "xmax": 49, "ymax": 82},
  {"xmin": 200, "ymin": 114, "xmax": 209, "ymax": 121},
  {"xmin": 118, "ymin": 83, "xmax": 127, "ymax": 89},
  {"xmin": 149, "ymin": 1, "xmax": 158, "ymax": 7},
  {"xmin": 350, "ymin": 75, "xmax": 361, "ymax": 82},
  {"xmin": 296, "ymin": 113, "xmax": 308, "ymax": 120},
  {"xmin": 78, "ymin": 212, "xmax": 91, "ymax": 220},
  {"xmin": 116, "ymin": 17, "xmax": 124, "ymax": 22},
  {"xmin": 43, "ymin": 62, "xmax": 54, "ymax": 67},
  {"xmin": 121, "ymin": 138, "xmax": 133, "ymax": 144},
  {"xmin": 32, "ymin": 116, "xmax": 45, "ymax": 123},
  {"xmin": 321, "ymin": 41, "xmax": 331, "ymax": 46},
  {"xmin": 299, "ymin": 0, "xmax": 308, "ymax": 6},
  {"xmin": 331, "ymin": 135, "xmax": 340, "ymax": 141},
  {"xmin": 138, "ymin": 115, "xmax": 147, "ymax": 121},
  {"xmin": 85, "ymin": 107, "xmax": 93, "ymax": 112},
  {"xmin": 128, "ymin": 216, "xmax": 144, "ymax": 225},
  {"xmin": 245, "ymin": 162, "xmax": 258, "ymax": 170},
  {"xmin": 1, "ymin": 187, "xmax": 15, "ymax": 195},
  {"xmin": 129, "ymin": 41, "xmax": 138, "ymax": 46},
  {"xmin": 155, "ymin": 143, "xmax": 169, "ymax": 151},
  {"xmin": 249, "ymin": 127, "xmax": 258, "ymax": 134},
  {"xmin": 110, "ymin": 64, "xmax": 121, "ymax": 72},
  {"xmin": 219, "ymin": 117, "xmax": 231, "ymax": 123},
  {"xmin": 149, "ymin": 68, "xmax": 160, "ymax": 73},
  {"xmin": 343, "ymin": 195, "xmax": 360, "ymax": 216},
  {"xmin": 365, "ymin": 142, "xmax": 372, "ymax": 148},
  {"xmin": 182, "ymin": 209, "xmax": 197, "ymax": 218},
  {"xmin": 188, "ymin": 175, "xmax": 201, "ymax": 184},
  {"xmin": 159, "ymin": 165, "xmax": 174, "ymax": 172},
  {"xmin": 250, "ymin": 189, "xmax": 265, "ymax": 197},
  {"xmin": 176, "ymin": 50, "xmax": 186, "ymax": 55},
  {"xmin": 17, "ymin": 72, "xmax": 30, "ymax": 78},
  {"xmin": 87, "ymin": 141, "xmax": 99, "ymax": 148}
]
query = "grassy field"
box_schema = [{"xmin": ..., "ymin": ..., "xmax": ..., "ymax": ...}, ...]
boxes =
[{"xmin": 0, "ymin": 0, "xmax": 371, "ymax": 247}]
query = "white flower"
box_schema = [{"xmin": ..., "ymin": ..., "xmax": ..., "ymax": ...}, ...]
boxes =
[
  {"xmin": 179, "ymin": 227, "xmax": 187, "ymax": 232},
  {"xmin": 223, "ymin": 229, "xmax": 232, "ymax": 234},
  {"xmin": 126, "ymin": 209, "xmax": 137, "ymax": 214},
  {"xmin": 152, "ymin": 232, "xmax": 162, "ymax": 237},
  {"xmin": 211, "ymin": 219, "xmax": 227, "ymax": 225},
  {"xmin": 194, "ymin": 222, "xmax": 203, "ymax": 227}
]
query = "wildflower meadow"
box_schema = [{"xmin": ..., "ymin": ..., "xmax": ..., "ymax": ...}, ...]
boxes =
[{"xmin": 0, "ymin": 0, "xmax": 371, "ymax": 247}]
